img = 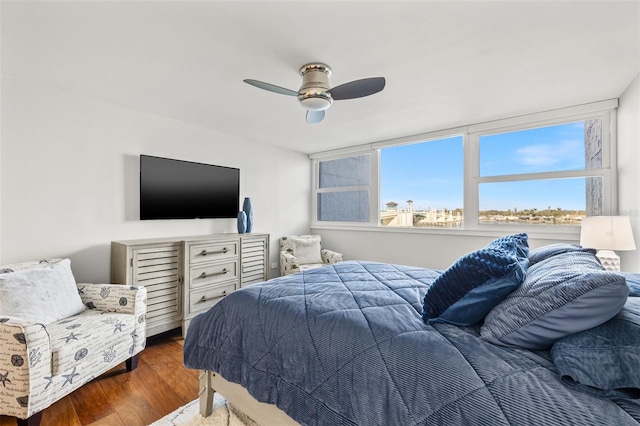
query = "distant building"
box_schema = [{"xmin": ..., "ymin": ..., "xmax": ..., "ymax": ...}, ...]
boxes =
[
  {"xmin": 381, "ymin": 201, "xmax": 462, "ymax": 228},
  {"xmin": 385, "ymin": 201, "xmax": 399, "ymax": 210}
]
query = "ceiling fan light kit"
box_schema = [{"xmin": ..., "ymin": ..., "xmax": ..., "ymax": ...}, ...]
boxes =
[
  {"xmin": 298, "ymin": 63, "xmax": 333, "ymax": 111},
  {"xmin": 243, "ymin": 62, "xmax": 386, "ymax": 124}
]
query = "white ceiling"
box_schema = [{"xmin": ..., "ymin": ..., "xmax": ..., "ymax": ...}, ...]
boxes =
[{"xmin": 2, "ymin": 1, "xmax": 639, "ymax": 154}]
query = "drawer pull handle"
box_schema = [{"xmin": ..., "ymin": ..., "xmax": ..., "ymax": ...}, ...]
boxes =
[
  {"xmin": 200, "ymin": 248, "xmax": 229, "ymax": 256},
  {"xmin": 198, "ymin": 268, "xmax": 228, "ymax": 279},
  {"xmin": 200, "ymin": 290, "xmax": 229, "ymax": 303}
]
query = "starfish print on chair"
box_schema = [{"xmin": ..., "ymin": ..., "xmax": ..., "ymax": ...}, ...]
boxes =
[
  {"xmin": 61, "ymin": 332, "xmax": 81, "ymax": 344},
  {"xmin": 44, "ymin": 375, "xmax": 54, "ymax": 390},
  {"xmin": 0, "ymin": 370, "xmax": 11, "ymax": 387},
  {"xmin": 102, "ymin": 317, "xmax": 125, "ymax": 332},
  {"xmin": 62, "ymin": 367, "xmax": 79, "ymax": 387}
]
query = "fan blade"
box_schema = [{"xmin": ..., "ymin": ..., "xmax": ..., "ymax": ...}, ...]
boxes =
[
  {"xmin": 243, "ymin": 79, "xmax": 298, "ymax": 96},
  {"xmin": 331, "ymin": 77, "xmax": 386, "ymax": 100},
  {"xmin": 306, "ymin": 110, "xmax": 325, "ymax": 124}
]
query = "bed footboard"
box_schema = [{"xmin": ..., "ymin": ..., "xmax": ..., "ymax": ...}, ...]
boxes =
[{"xmin": 198, "ymin": 370, "xmax": 299, "ymax": 425}]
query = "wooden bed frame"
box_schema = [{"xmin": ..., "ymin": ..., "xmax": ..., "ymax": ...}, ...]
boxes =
[{"xmin": 199, "ymin": 370, "xmax": 299, "ymax": 425}]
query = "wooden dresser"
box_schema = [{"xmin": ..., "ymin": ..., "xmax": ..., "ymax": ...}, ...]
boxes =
[{"xmin": 111, "ymin": 233, "xmax": 269, "ymax": 337}]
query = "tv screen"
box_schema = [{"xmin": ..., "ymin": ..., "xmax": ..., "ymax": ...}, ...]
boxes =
[{"xmin": 140, "ymin": 155, "xmax": 239, "ymax": 220}]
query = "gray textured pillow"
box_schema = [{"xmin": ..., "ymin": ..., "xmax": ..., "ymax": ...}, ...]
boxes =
[
  {"xmin": 527, "ymin": 243, "xmax": 595, "ymax": 266},
  {"xmin": 480, "ymin": 251, "xmax": 629, "ymax": 350}
]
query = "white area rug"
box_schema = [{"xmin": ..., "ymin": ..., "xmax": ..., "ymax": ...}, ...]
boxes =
[{"xmin": 150, "ymin": 393, "xmax": 257, "ymax": 426}]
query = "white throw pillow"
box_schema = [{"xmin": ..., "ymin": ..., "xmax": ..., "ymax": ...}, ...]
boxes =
[
  {"xmin": 290, "ymin": 236, "xmax": 323, "ymax": 264},
  {"xmin": 0, "ymin": 259, "xmax": 85, "ymax": 324}
]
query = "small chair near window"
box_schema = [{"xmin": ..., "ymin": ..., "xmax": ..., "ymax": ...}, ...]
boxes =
[{"xmin": 280, "ymin": 235, "xmax": 343, "ymax": 276}]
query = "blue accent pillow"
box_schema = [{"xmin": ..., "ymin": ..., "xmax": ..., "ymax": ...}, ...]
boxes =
[
  {"xmin": 421, "ymin": 233, "xmax": 529, "ymax": 326},
  {"xmin": 481, "ymin": 250, "xmax": 629, "ymax": 350},
  {"xmin": 528, "ymin": 243, "xmax": 596, "ymax": 266},
  {"xmin": 551, "ymin": 297, "xmax": 640, "ymax": 399}
]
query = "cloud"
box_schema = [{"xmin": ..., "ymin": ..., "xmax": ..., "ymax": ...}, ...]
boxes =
[{"xmin": 516, "ymin": 139, "xmax": 583, "ymax": 168}]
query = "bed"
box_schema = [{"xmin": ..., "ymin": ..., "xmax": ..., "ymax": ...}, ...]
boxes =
[{"xmin": 184, "ymin": 240, "xmax": 640, "ymax": 425}]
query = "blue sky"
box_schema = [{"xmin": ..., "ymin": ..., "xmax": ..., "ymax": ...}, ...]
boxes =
[
  {"xmin": 381, "ymin": 136, "xmax": 464, "ymax": 211},
  {"xmin": 380, "ymin": 122, "xmax": 590, "ymax": 211}
]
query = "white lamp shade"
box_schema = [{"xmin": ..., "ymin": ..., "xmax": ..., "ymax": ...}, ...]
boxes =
[{"xmin": 580, "ymin": 216, "xmax": 636, "ymax": 251}]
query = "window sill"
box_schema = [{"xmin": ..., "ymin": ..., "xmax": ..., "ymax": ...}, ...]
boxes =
[{"xmin": 310, "ymin": 222, "xmax": 581, "ymax": 242}]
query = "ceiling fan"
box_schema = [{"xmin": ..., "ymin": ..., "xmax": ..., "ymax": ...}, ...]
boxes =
[{"xmin": 243, "ymin": 63, "xmax": 386, "ymax": 124}]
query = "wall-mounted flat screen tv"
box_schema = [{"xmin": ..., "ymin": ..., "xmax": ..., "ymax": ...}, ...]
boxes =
[{"xmin": 140, "ymin": 155, "xmax": 239, "ymax": 220}]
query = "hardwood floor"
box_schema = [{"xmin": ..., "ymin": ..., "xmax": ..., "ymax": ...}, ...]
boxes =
[{"xmin": 0, "ymin": 328, "xmax": 198, "ymax": 426}]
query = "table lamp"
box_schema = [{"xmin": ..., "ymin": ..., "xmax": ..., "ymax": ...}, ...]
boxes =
[{"xmin": 580, "ymin": 216, "xmax": 636, "ymax": 272}]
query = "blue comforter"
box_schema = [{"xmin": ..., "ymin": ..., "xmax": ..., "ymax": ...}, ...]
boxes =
[{"xmin": 184, "ymin": 261, "xmax": 640, "ymax": 425}]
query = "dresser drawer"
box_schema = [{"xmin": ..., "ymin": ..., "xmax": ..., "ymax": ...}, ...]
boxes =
[
  {"xmin": 190, "ymin": 260, "xmax": 238, "ymax": 289},
  {"xmin": 189, "ymin": 282, "xmax": 236, "ymax": 315},
  {"xmin": 189, "ymin": 240, "xmax": 238, "ymax": 264}
]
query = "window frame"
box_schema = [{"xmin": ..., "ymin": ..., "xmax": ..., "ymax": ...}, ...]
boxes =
[{"xmin": 310, "ymin": 99, "xmax": 618, "ymax": 238}]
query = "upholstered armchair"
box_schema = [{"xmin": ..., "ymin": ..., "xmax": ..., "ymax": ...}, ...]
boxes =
[
  {"xmin": 0, "ymin": 259, "xmax": 147, "ymax": 426},
  {"xmin": 280, "ymin": 235, "xmax": 343, "ymax": 276}
]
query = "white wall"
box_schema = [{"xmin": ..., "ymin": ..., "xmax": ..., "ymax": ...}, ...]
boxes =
[
  {"xmin": 618, "ymin": 72, "xmax": 640, "ymax": 272},
  {"xmin": 316, "ymin": 229, "xmax": 576, "ymax": 271},
  {"xmin": 0, "ymin": 76, "xmax": 311, "ymax": 282}
]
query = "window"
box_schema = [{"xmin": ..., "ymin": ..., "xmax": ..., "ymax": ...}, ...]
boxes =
[
  {"xmin": 314, "ymin": 154, "xmax": 376, "ymax": 223},
  {"xmin": 311, "ymin": 101, "xmax": 617, "ymax": 232},
  {"xmin": 380, "ymin": 136, "xmax": 463, "ymax": 228},
  {"xmin": 474, "ymin": 118, "xmax": 610, "ymax": 227}
]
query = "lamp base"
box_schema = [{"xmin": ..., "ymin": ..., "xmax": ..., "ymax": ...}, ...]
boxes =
[{"xmin": 595, "ymin": 250, "xmax": 620, "ymax": 272}]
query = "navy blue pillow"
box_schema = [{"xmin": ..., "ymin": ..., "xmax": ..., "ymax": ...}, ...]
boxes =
[
  {"xmin": 422, "ymin": 233, "xmax": 529, "ymax": 326},
  {"xmin": 551, "ymin": 297, "xmax": 640, "ymax": 399}
]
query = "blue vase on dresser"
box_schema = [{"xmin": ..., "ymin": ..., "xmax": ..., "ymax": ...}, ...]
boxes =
[
  {"xmin": 237, "ymin": 211, "xmax": 247, "ymax": 234},
  {"xmin": 243, "ymin": 197, "xmax": 253, "ymax": 233}
]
